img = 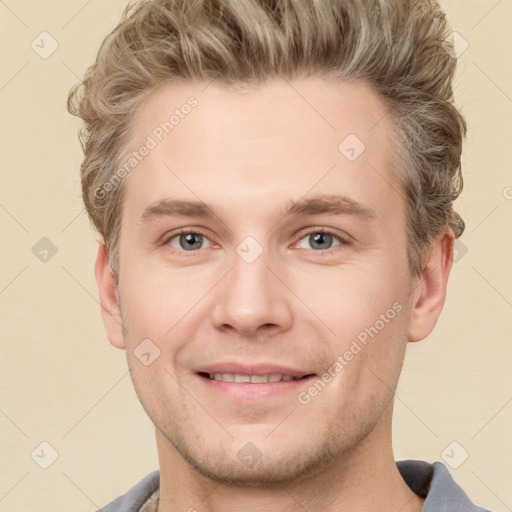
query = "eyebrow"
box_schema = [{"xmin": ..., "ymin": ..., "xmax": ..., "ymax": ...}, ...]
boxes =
[
  {"xmin": 141, "ymin": 200, "xmax": 214, "ymax": 223},
  {"xmin": 140, "ymin": 194, "xmax": 377, "ymax": 224},
  {"xmin": 285, "ymin": 194, "xmax": 376, "ymax": 221}
]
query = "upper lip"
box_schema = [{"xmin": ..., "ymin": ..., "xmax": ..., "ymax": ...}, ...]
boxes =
[{"xmin": 196, "ymin": 362, "xmax": 315, "ymax": 378}]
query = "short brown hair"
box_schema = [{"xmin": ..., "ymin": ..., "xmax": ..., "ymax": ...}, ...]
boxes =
[{"xmin": 67, "ymin": 0, "xmax": 466, "ymax": 278}]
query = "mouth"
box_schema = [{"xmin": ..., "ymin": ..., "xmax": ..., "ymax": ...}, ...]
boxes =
[
  {"xmin": 198, "ymin": 372, "xmax": 315, "ymax": 383},
  {"xmin": 195, "ymin": 371, "xmax": 317, "ymax": 402},
  {"xmin": 193, "ymin": 363, "xmax": 318, "ymax": 401}
]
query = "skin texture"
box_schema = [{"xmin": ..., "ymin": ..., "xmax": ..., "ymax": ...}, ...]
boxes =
[{"xmin": 95, "ymin": 77, "xmax": 454, "ymax": 512}]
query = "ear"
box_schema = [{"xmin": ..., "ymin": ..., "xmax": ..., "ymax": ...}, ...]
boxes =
[
  {"xmin": 407, "ymin": 228, "xmax": 455, "ymax": 342},
  {"xmin": 95, "ymin": 238, "xmax": 125, "ymax": 349}
]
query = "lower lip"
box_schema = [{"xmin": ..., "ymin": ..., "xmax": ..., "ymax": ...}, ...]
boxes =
[{"xmin": 196, "ymin": 374, "xmax": 316, "ymax": 401}]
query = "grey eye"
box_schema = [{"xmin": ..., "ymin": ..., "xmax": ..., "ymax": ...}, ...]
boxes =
[
  {"xmin": 169, "ymin": 233, "xmax": 208, "ymax": 251},
  {"xmin": 296, "ymin": 232, "xmax": 341, "ymax": 251}
]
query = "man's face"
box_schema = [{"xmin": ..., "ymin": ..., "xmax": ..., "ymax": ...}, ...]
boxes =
[{"xmin": 114, "ymin": 78, "xmax": 417, "ymax": 485}]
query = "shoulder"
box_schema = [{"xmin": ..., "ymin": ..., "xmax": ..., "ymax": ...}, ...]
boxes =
[
  {"xmin": 98, "ymin": 471, "xmax": 160, "ymax": 512},
  {"xmin": 397, "ymin": 459, "xmax": 493, "ymax": 512},
  {"xmin": 99, "ymin": 463, "xmax": 495, "ymax": 512}
]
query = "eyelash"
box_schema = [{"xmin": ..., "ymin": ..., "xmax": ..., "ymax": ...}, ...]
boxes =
[{"xmin": 161, "ymin": 227, "xmax": 350, "ymax": 254}]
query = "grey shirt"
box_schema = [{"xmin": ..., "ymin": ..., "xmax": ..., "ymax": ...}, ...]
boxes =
[{"xmin": 99, "ymin": 459, "xmax": 491, "ymax": 511}]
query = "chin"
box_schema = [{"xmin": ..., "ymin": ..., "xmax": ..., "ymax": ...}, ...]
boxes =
[{"xmin": 160, "ymin": 419, "xmax": 357, "ymax": 488}]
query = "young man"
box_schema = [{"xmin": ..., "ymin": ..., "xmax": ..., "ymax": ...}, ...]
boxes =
[{"xmin": 68, "ymin": 0, "xmax": 491, "ymax": 510}]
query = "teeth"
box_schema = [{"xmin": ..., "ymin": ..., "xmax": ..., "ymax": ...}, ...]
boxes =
[
  {"xmin": 250, "ymin": 375, "xmax": 269, "ymax": 383},
  {"xmin": 209, "ymin": 373, "xmax": 300, "ymax": 383}
]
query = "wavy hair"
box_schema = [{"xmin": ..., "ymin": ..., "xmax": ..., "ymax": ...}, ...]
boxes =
[{"xmin": 67, "ymin": 0, "xmax": 466, "ymax": 278}]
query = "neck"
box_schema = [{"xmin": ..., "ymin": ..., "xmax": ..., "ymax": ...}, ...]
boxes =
[{"xmin": 155, "ymin": 405, "xmax": 424, "ymax": 512}]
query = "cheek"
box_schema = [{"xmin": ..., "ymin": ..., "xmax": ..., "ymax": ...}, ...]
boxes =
[
  {"xmin": 344, "ymin": 293, "xmax": 411, "ymax": 397},
  {"xmin": 120, "ymin": 268, "xmax": 206, "ymax": 341},
  {"xmin": 303, "ymin": 262, "xmax": 412, "ymax": 394},
  {"xmin": 290, "ymin": 261, "xmax": 408, "ymax": 339}
]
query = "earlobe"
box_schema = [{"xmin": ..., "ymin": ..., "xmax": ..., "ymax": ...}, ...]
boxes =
[
  {"xmin": 407, "ymin": 229, "xmax": 455, "ymax": 343},
  {"xmin": 95, "ymin": 238, "xmax": 125, "ymax": 349}
]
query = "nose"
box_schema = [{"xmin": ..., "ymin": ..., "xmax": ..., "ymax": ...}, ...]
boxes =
[{"xmin": 211, "ymin": 248, "xmax": 293, "ymax": 338}]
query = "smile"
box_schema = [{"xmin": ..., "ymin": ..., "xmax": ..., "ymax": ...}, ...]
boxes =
[{"xmin": 204, "ymin": 373, "xmax": 306, "ymax": 383}]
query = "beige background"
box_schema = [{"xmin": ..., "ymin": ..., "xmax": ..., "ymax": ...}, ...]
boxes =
[{"xmin": 0, "ymin": 0, "xmax": 511, "ymax": 510}]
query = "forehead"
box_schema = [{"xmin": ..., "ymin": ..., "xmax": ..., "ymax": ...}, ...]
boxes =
[{"xmin": 122, "ymin": 77, "xmax": 403, "ymax": 228}]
